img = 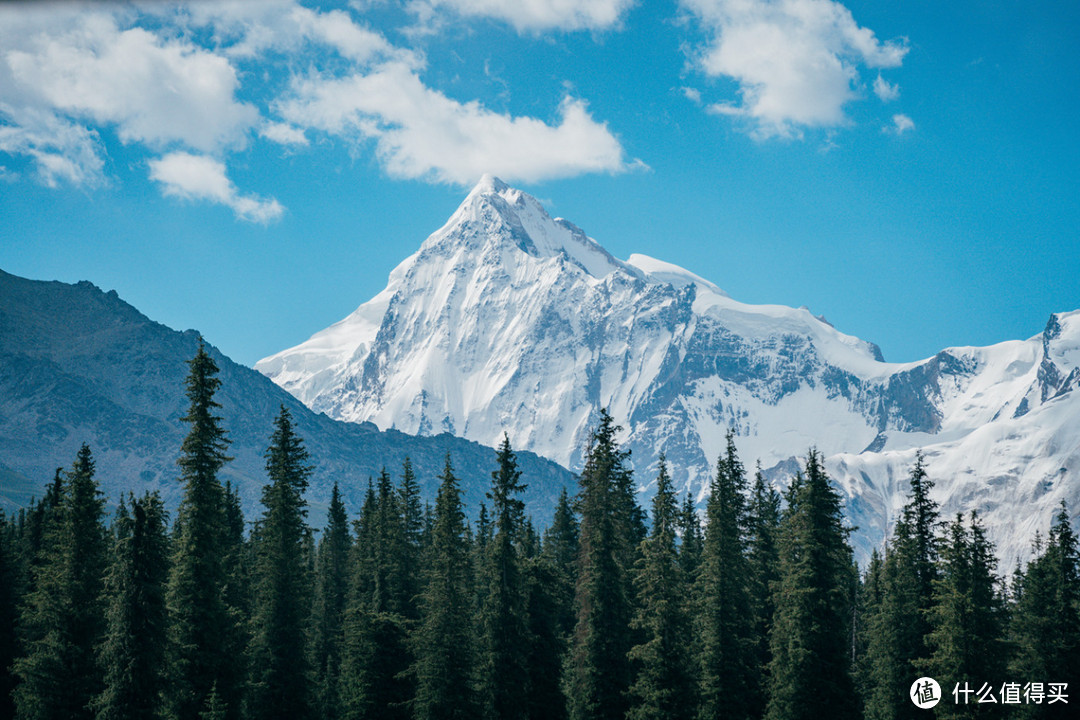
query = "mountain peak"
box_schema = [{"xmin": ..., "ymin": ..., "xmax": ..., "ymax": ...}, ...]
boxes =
[
  {"xmin": 433, "ymin": 175, "xmax": 627, "ymax": 279},
  {"xmin": 471, "ymin": 173, "xmax": 510, "ymax": 196}
]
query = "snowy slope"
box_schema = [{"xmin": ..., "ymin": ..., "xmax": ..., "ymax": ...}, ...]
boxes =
[{"xmin": 257, "ymin": 177, "xmax": 1080, "ymax": 564}]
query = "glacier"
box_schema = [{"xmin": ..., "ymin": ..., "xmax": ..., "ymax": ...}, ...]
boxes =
[{"xmin": 257, "ymin": 175, "xmax": 1080, "ymax": 565}]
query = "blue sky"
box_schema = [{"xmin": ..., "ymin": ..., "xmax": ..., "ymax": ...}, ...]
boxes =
[{"xmin": 1, "ymin": 0, "xmax": 1077, "ymax": 367}]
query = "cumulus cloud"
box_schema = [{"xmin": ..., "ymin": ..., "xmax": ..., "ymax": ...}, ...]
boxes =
[
  {"xmin": 408, "ymin": 0, "xmax": 636, "ymax": 33},
  {"xmin": 277, "ymin": 61, "xmax": 637, "ymax": 184},
  {"xmin": 683, "ymin": 0, "xmax": 908, "ymax": 138},
  {"xmin": 0, "ymin": 6, "xmax": 258, "ymax": 186},
  {"xmin": 149, "ymin": 152, "xmax": 284, "ymax": 223},
  {"xmin": 0, "ymin": 0, "xmax": 634, "ymax": 202}
]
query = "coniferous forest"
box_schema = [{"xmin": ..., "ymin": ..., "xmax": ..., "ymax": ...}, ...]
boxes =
[{"xmin": 1, "ymin": 345, "xmax": 1077, "ymax": 720}]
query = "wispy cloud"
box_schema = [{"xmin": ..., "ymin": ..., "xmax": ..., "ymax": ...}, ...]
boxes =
[
  {"xmin": 683, "ymin": 0, "xmax": 908, "ymax": 138},
  {"xmin": 149, "ymin": 152, "xmax": 284, "ymax": 223}
]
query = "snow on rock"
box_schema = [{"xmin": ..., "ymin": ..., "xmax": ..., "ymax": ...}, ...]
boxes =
[{"xmin": 257, "ymin": 177, "xmax": 1080, "ymax": 566}]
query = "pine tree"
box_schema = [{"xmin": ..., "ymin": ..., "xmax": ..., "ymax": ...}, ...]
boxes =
[
  {"xmin": 863, "ymin": 453, "xmax": 940, "ymax": 720},
  {"xmin": 0, "ymin": 510, "xmax": 20, "ymax": 720},
  {"xmin": 93, "ymin": 492, "xmax": 170, "ymax": 720},
  {"xmin": 745, "ymin": 462, "xmax": 781, "ymax": 718},
  {"xmin": 247, "ymin": 406, "xmax": 314, "ymax": 720},
  {"xmin": 678, "ymin": 492, "xmax": 703, "ymax": 583},
  {"xmin": 311, "ymin": 483, "xmax": 350, "ymax": 720},
  {"xmin": 340, "ymin": 470, "xmax": 411, "ymax": 720},
  {"xmin": 14, "ymin": 444, "xmax": 109, "ymax": 720},
  {"xmin": 164, "ymin": 342, "xmax": 239, "ymax": 720},
  {"xmin": 478, "ymin": 436, "xmax": 530, "ymax": 720},
  {"xmin": 922, "ymin": 512, "xmax": 1006, "ymax": 719},
  {"xmin": 696, "ymin": 431, "xmax": 755, "ymax": 720},
  {"xmin": 627, "ymin": 457, "xmax": 696, "ymax": 720},
  {"xmin": 1009, "ymin": 501, "xmax": 1080, "ymax": 718},
  {"xmin": 765, "ymin": 451, "xmax": 858, "ymax": 720},
  {"xmin": 400, "ymin": 457, "xmax": 424, "ymax": 621},
  {"xmin": 522, "ymin": 531, "xmax": 569, "ymax": 720},
  {"xmin": 567, "ymin": 410, "xmax": 638, "ymax": 720},
  {"xmin": 542, "ymin": 486, "xmax": 579, "ymax": 641},
  {"xmin": 412, "ymin": 455, "xmax": 478, "ymax": 720}
]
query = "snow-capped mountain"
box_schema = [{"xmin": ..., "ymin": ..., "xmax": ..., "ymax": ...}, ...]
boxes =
[{"xmin": 257, "ymin": 175, "xmax": 1080, "ymax": 564}]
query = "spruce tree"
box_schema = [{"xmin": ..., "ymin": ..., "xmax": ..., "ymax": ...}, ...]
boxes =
[
  {"xmin": 341, "ymin": 470, "xmax": 411, "ymax": 720},
  {"xmin": 542, "ymin": 486, "xmax": 579, "ymax": 641},
  {"xmin": 400, "ymin": 457, "xmax": 425, "ymax": 621},
  {"xmin": 678, "ymin": 492, "xmax": 703, "ymax": 584},
  {"xmin": 311, "ymin": 483, "xmax": 350, "ymax": 720},
  {"xmin": 478, "ymin": 436, "xmax": 530, "ymax": 720},
  {"xmin": 247, "ymin": 406, "xmax": 314, "ymax": 720},
  {"xmin": 567, "ymin": 410, "xmax": 638, "ymax": 720},
  {"xmin": 627, "ymin": 457, "xmax": 696, "ymax": 720},
  {"xmin": 14, "ymin": 444, "xmax": 109, "ymax": 720},
  {"xmin": 1009, "ymin": 501, "xmax": 1080, "ymax": 718},
  {"xmin": 94, "ymin": 492, "xmax": 169, "ymax": 720},
  {"xmin": 0, "ymin": 510, "xmax": 19, "ymax": 720},
  {"xmin": 522, "ymin": 532, "xmax": 569, "ymax": 720},
  {"xmin": 412, "ymin": 455, "xmax": 478, "ymax": 720},
  {"xmin": 696, "ymin": 431, "xmax": 755, "ymax": 720},
  {"xmin": 164, "ymin": 342, "xmax": 238, "ymax": 720},
  {"xmin": 745, "ymin": 462, "xmax": 781, "ymax": 719},
  {"xmin": 863, "ymin": 453, "xmax": 940, "ymax": 720},
  {"xmin": 922, "ymin": 512, "xmax": 1006, "ymax": 720},
  {"xmin": 765, "ymin": 451, "xmax": 858, "ymax": 720}
]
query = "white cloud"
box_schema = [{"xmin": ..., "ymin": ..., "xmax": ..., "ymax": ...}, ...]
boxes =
[
  {"xmin": 260, "ymin": 121, "xmax": 309, "ymax": 146},
  {"xmin": 0, "ymin": 105, "xmax": 106, "ymax": 187},
  {"xmin": 873, "ymin": 73, "xmax": 899, "ymax": 102},
  {"xmin": 277, "ymin": 61, "xmax": 636, "ymax": 184},
  {"xmin": 180, "ymin": 1, "xmax": 417, "ymax": 66},
  {"xmin": 149, "ymin": 152, "xmax": 284, "ymax": 223},
  {"xmin": 888, "ymin": 113, "xmax": 914, "ymax": 135},
  {"xmin": 0, "ymin": 7, "xmax": 259, "ymax": 186},
  {"xmin": 408, "ymin": 0, "xmax": 636, "ymax": 33},
  {"xmin": 3, "ymin": 12, "xmax": 257, "ymax": 152},
  {"xmin": 683, "ymin": 0, "xmax": 908, "ymax": 138}
]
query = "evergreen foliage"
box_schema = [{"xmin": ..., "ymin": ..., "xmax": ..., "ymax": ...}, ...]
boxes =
[
  {"xmin": 14, "ymin": 444, "xmax": 108, "ymax": 720},
  {"xmin": 94, "ymin": 492, "xmax": 169, "ymax": 720},
  {"xmin": 0, "ymin": 510, "xmax": 20, "ymax": 720},
  {"xmin": 923, "ymin": 513, "xmax": 1006, "ymax": 719},
  {"xmin": 164, "ymin": 342, "xmax": 240, "ymax": 720},
  {"xmin": 542, "ymin": 486, "xmax": 579, "ymax": 641},
  {"xmin": 1008, "ymin": 501, "xmax": 1080, "ymax": 718},
  {"xmin": 412, "ymin": 456, "xmax": 478, "ymax": 720},
  {"xmin": 247, "ymin": 406, "xmax": 314, "ymax": 720},
  {"xmin": 696, "ymin": 432, "xmax": 755, "ymax": 720},
  {"xmin": 745, "ymin": 463, "xmax": 781, "ymax": 718},
  {"xmin": 477, "ymin": 436, "xmax": 530, "ymax": 720},
  {"xmin": 341, "ymin": 470, "xmax": 411, "ymax": 720},
  {"xmin": 765, "ymin": 450, "xmax": 858, "ymax": 720},
  {"xmin": 567, "ymin": 410, "xmax": 637, "ymax": 720},
  {"xmin": 627, "ymin": 457, "xmax": 696, "ymax": 720},
  {"xmin": 311, "ymin": 483, "xmax": 350, "ymax": 720},
  {"xmin": 862, "ymin": 453, "xmax": 940, "ymax": 720}
]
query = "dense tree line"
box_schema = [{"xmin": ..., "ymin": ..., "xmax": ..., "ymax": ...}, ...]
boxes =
[{"xmin": 1, "ymin": 345, "xmax": 1078, "ymax": 719}]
